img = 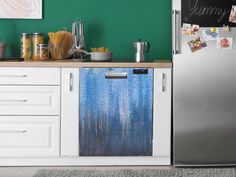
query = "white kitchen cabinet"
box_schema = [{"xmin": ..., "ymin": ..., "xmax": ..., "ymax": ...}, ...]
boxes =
[
  {"xmin": 0, "ymin": 67, "xmax": 61, "ymax": 158},
  {"xmin": 0, "ymin": 116, "xmax": 60, "ymax": 157},
  {"xmin": 0, "ymin": 86, "xmax": 60, "ymax": 115},
  {"xmin": 0, "ymin": 66, "xmax": 172, "ymax": 166},
  {"xmin": 153, "ymin": 68, "xmax": 172, "ymax": 158},
  {"xmin": 61, "ymin": 68, "xmax": 79, "ymax": 157}
]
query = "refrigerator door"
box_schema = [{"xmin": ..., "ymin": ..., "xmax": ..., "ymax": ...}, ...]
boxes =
[{"xmin": 173, "ymin": 1, "xmax": 236, "ymax": 166}]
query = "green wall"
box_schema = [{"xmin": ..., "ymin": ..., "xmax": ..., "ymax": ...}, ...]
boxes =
[{"xmin": 0, "ymin": 0, "xmax": 172, "ymax": 61}]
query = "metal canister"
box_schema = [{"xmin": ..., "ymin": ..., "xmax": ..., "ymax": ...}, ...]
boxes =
[
  {"xmin": 21, "ymin": 33, "xmax": 32, "ymax": 61},
  {"xmin": 32, "ymin": 33, "xmax": 44, "ymax": 61}
]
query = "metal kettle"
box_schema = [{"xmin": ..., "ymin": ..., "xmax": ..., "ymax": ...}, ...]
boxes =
[{"xmin": 133, "ymin": 40, "xmax": 150, "ymax": 62}]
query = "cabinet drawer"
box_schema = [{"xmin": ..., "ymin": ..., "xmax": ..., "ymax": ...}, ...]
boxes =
[
  {"xmin": 0, "ymin": 86, "xmax": 60, "ymax": 115},
  {"xmin": 0, "ymin": 67, "xmax": 60, "ymax": 85},
  {"xmin": 0, "ymin": 116, "xmax": 59, "ymax": 157}
]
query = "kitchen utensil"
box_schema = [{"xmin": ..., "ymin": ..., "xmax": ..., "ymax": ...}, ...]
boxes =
[
  {"xmin": 133, "ymin": 40, "xmax": 150, "ymax": 62},
  {"xmin": 68, "ymin": 19, "xmax": 86, "ymax": 59},
  {"xmin": 0, "ymin": 42, "xmax": 7, "ymax": 58}
]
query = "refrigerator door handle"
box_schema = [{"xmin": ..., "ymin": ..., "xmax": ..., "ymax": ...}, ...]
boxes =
[{"xmin": 172, "ymin": 10, "xmax": 179, "ymax": 55}]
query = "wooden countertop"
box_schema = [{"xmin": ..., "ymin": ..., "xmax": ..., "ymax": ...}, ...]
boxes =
[{"xmin": 0, "ymin": 59, "xmax": 172, "ymax": 68}]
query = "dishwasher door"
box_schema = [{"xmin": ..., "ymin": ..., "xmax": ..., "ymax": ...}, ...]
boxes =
[{"xmin": 79, "ymin": 68, "xmax": 153, "ymax": 156}]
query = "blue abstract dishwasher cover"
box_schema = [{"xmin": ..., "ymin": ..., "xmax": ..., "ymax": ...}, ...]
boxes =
[{"xmin": 79, "ymin": 68, "xmax": 153, "ymax": 156}]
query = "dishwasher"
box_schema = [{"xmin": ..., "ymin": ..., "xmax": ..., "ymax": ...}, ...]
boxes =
[{"xmin": 79, "ymin": 68, "xmax": 153, "ymax": 156}]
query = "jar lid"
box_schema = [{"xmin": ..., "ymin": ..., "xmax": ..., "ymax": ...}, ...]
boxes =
[
  {"xmin": 37, "ymin": 44, "xmax": 47, "ymax": 47},
  {"xmin": 21, "ymin": 33, "xmax": 31, "ymax": 36},
  {"xmin": 33, "ymin": 33, "xmax": 44, "ymax": 36}
]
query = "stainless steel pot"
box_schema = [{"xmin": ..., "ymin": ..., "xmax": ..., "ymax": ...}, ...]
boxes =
[{"xmin": 78, "ymin": 49, "xmax": 112, "ymax": 61}]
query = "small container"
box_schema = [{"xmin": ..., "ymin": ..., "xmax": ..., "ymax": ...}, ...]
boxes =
[
  {"xmin": 32, "ymin": 33, "xmax": 44, "ymax": 61},
  {"xmin": 37, "ymin": 44, "xmax": 48, "ymax": 61},
  {"xmin": 21, "ymin": 33, "xmax": 32, "ymax": 61},
  {"xmin": 0, "ymin": 42, "xmax": 7, "ymax": 58}
]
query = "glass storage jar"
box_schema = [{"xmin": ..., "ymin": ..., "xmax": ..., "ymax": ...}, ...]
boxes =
[
  {"xmin": 48, "ymin": 43, "xmax": 63, "ymax": 60},
  {"xmin": 37, "ymin": 44, "xmax": 48, "ymax": 61},
  {"xmin": 21, "ymin": 33, "xmax": 32, "ymax": 61},
  {"xmin": 32, "ymin": 33, "xmax": 44, "ymax": 61}
]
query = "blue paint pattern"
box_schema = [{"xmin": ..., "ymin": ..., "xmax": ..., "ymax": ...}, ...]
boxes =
[{"xmin": 79, "ymin": 68, "xmax": 153, "ymax": 156}]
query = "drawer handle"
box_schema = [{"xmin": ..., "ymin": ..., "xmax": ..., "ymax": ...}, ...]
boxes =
[
  {"xmin": 69, "ymin": 73, "xmax": 73, "ymax": 92},
  {"xmin": 0, "ymin": 75, "xmax": 27, "ymax": 78},
  {"xmin": 0, "ymin": 130, "xmax": 27, "ymax": 133},
  {"xmin": 0, "ymin": 99, "xmax": 28, "ymax": 102},
  {"xmin": 105, "ymin": 72, "xmax": 128, "ymax": 79}
]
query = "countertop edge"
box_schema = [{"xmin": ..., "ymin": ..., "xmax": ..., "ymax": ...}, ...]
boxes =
[{"xmin": 0, "ymin": 60, "xmax": 172, "ymax": 68}]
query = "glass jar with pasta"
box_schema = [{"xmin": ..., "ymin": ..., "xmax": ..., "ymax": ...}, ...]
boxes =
[
  {"xmin": 32, "ymin": 33, "xmax": 44, "ymax": 61},
  {"xmin": 21, "ymin": 33, "xmax": 32, "ymax": 61},
  {"xmin": 37, "ymin": 44, "xmax": 48, "ymax": 61}
]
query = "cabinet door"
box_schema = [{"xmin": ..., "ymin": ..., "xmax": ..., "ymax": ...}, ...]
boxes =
[
  {"xmin": 153, "ymin": 68, "xmax": 171, "ymax": 158},
  {"xmin": 0, "ymin": 116, "xmax": 59, "ymax": 157},
  {"xmin": 61, "ymin": 68, "xmax": 79, "ymax": 157}
]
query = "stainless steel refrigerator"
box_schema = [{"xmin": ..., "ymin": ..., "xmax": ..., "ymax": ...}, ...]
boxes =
[{"xmin": 173, "ymin": 0, "xmax": 236, "ymax": 166}]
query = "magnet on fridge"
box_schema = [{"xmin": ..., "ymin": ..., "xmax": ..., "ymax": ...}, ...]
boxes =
[
  {"xmin": 182, "ymin": 23, "xmax": 199, "ymax": 36},
  {"xmin": 202, "ymin": 28, "xmax": 219, "ymax": 41},
  {"xmin": 217, "ymin": 37, "xmax": 233, "ymax": 50},
  {"xmin": 229, "ymin": 5, "xmax": 236, "ymax": 24},
  {"xmin": 188, "ymin": 37, "xmax": 207, "ymax": 53},
  {"xmin": 222, "ymin": 25, "xmax": 230, "ymax": 32}
]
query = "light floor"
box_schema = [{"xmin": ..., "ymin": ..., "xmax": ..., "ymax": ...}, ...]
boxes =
[{"xmin": 0, "ymin": 166, "xmax": 172, "ymax": 177}]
